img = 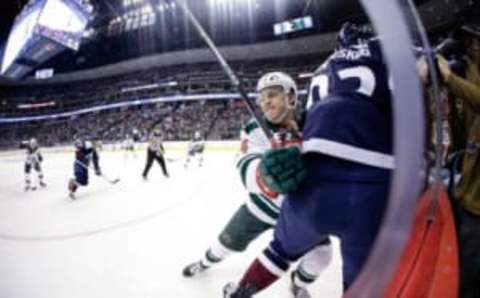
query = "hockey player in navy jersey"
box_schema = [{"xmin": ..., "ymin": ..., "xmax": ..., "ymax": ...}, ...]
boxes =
[
  {"xmin": 20, "ymin": 138, "xmax": 46, "ymax": 191},
  {"xmin": 68, "ymin": 138, "xmax": 102, "ymax": 200},
  {"xmin": 223, "ymin": 23, "xmax": 394, "ymax": 297}
]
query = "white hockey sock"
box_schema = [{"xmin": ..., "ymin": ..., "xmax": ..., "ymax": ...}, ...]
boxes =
[
  {"xmin": 201, "ymin": 240, "xmax": 235, "ymax": 267},
  {"xmin": 38, "ymin": 171, "xmax": 44, "ymax": 182},
  {"xmin": 294, "ymin": 244, "xmax": 333, "ymax": 288},
  {"xmin": 293, "ymin": 266, "xmax": 317, "ymax": 288},
  {"xmin": 25, "ymin": 173, "xmax": 31, "ymax": 187}
]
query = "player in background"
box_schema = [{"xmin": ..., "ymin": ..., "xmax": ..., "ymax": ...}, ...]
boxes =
[
  {"xmin": 20, "ymin": 138, "xmax": 46, "ymax": 191},
  {"xmin": 184, "ymin": 131, "xmax": 205, "ymax": 169},
  {"xmin": 223, "ymin": 23, "xmax": 394, "ymax": 297},
  {"xmin": 182, "ymin": 72, "xmax": 332, "ymax": 298},
  {"xmin": 142, "ymin": 130, "xmax": 169, "ymax": 180},
  {"xmin": 132, "ymin": 128, "xmax": 142, "ymax": 143},
  {"xmin": 68, "ymin": 138, "xmax": 102, "ymax": 200},
  {"xmin": 122, "ymin": 134, "xmax": 137, "ymax": 160}
]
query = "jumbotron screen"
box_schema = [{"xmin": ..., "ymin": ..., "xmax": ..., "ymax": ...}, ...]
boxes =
[
  {"xmin": 0, "ymin": 0, "xmax": 90, "ymax": 76},
  {"xmin": 1, "ymin": 0, "xmax": 44, "ymax": 74},
  {"xmin": 36, "ymin": 0, "xmax": 90, "ymax": 51}
]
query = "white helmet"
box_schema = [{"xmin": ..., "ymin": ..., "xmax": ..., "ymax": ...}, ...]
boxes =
[
  {"xmin": 85, "ymin": 141, "xmax": 93, "ymax": 149},
  {"xmin": 194, "ymin": 131, "xmax": 201, "ymax": 139},
  {"xmin": 29, "ymin": 138, "xmax": 38, "ymax": 148},
  {"xmin": 256, "ymin": 72, "xmax": 298, "ymax": 106}
]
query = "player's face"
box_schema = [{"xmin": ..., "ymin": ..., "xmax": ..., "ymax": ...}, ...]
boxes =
[{"xmin": 259, "ymin": 86, "xmax": 289, "ymax": 123}]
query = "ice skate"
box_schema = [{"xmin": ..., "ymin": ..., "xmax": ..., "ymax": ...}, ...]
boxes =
[
  {"xmin": 182, "ymin": 261, "xmax": 209, "ymax": 277},
  {"xmin": 290, "ymin": 272, "xmax": 311, "ymax": 298}
]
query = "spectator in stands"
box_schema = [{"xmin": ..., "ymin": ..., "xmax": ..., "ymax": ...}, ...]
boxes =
[{"xmin": 434, "ymin": 24, "xmax": 480, "ymax": 298}]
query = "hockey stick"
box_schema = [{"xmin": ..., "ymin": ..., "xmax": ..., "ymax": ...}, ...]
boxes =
[
  {"xmin": 404, "ymin": 0, "xmax": 444, "ymax": 211},
  {"xmin": 175, "ymin": 0, "xmax": 273, "ymax": 139},
  {"xmin": 165, "ymin": 156, "xmax": 184, "ymax": 163},
  {"xmin": 75, "ymin": 160, "xmax": 120, "ymax": 185}
]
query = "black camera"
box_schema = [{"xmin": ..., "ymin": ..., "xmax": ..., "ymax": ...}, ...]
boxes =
[{"xmin": 435, "ymin": 37, "xmax": 467, "ymax": 77}]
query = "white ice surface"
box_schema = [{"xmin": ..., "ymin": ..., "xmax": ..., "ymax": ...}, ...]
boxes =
[{"xmin": 0, "ymin": 150, "xmax": 342, "ymax": 298}]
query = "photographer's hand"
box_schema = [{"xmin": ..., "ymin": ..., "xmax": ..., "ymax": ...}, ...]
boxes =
[
  {"xmin": 416, "ymin": 56, "xmax": 429, "ymax": 84},
  {"xmin": 437, "ymin": 55, "xmax": 452, "ymax": 83}
]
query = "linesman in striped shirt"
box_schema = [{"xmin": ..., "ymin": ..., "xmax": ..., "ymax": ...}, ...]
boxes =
[{"xmin": 142, "ymin": 130, "xmax": 169, "ymax": 180}]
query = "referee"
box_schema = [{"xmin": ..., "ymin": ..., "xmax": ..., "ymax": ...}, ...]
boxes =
[{"xmin": 142, "ymin": 131, "xmax": 169, "ymax": 180}]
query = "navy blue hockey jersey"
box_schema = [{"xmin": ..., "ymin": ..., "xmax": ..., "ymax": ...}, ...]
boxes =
[
  {"xmin": 304, "ymin": 23, "xmax": 394, "ymax": 181},
  {"xmin": 75, "ymin": 140, "xmax": 100, "ymax": 170}
]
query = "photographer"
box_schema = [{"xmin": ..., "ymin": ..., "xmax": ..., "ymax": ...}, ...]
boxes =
[{"xmin": 436, "ymin": 24, "xmax": 480, "ymax": 298}]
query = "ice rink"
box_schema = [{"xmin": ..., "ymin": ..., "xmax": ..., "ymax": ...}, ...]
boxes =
[{"xmin": 0, "ymin": 147, "xmax": 342, "ymax": 298}]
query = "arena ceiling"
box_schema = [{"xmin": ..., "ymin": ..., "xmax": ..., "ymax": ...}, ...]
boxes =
[{"xmin": 0, "ymin": 0, "xmax": 477, "ymax": 83}]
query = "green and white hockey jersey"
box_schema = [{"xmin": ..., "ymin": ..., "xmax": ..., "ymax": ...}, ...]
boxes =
[{"xmin": 236, "ymin": 120, "xmax": 284, "ymax": 226}]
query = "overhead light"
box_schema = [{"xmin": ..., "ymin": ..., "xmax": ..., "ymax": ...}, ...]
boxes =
[{"xmin": 209, "ymin": 0, "xmax": 228, "ymax": 6}]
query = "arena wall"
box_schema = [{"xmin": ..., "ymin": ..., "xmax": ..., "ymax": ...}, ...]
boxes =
[{"xmin": 0, "ymin": 140, "xmax": 241, "ymax": 158}]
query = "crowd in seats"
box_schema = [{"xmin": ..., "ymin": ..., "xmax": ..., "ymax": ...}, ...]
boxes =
[
  {"xmin": 0, "ymin": 57, "xmax": 318, "ymax": 150},
  {"xmin": 0, "ymin": 99, "xmax": 251, "ymax": 150},
  {"xmin": 0, "ymin": 56, "xmax": 320, "ymax": 118}
]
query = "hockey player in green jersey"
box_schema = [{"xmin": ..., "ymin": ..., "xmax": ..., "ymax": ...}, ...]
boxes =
[{"xmin": 182, "ymin": 72, "xmax": 332, "ymax": 298}]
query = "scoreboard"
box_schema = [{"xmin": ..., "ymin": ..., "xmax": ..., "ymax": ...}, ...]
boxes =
[{"xmin": 274, "ymin": 16, "xmax": 314, "ymax": 36}]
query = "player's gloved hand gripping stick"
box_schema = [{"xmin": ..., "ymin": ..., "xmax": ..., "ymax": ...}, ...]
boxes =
[
  {"xmin": 256, "ymin": 128, "xmax": 307, "ymax": 195},
  {"xmin": 257, "ymin": 147, "xmax": 307, "ymax": 195}
]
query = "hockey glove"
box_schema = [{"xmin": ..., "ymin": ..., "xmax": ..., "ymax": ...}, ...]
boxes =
[{"xmin": 257, "ymin": 147, "xmax": 307, "ymax": 194}]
